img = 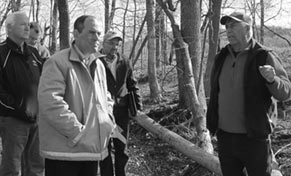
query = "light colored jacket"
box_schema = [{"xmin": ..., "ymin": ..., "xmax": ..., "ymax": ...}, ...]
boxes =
[{"xmin": 38, "ymin": 45, "xmax": 114, "ymax": 161}]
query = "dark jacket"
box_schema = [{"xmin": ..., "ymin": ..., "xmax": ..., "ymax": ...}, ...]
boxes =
[
  {"xmin": 207, "ymin": 39, "xmax": 291, "ymax": 139},
  {"xmin": 0, "ymin": 37, "xmax": 43, "ymax": 122},
  {"xmin": 99, "ymin": 50, "xmax": 142, "ymax": 111}
]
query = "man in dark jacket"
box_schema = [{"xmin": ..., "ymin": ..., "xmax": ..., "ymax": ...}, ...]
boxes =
[
  {"xmin": 206, "ymin": 12, "xmax": 291, "ymax": 176},
  {"xmin": 0, "ymin": 11, "xmax": 44, "ymax": 176},
  {"xmin": 99, "ymin": 30, "xmax": 142, "ymax": 176}
]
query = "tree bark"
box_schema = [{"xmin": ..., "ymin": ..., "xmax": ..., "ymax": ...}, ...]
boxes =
[
  {"xmin": 157, "ymin": 0, "xmax": 213, "ymax": 153},
  {"xmin": 155, "ymin": 4, "xmax": 162, "ymax": 68},
  {"xmin": 260, "ymin": 0, "xmax": 264, "ymax": 44},
  {"xmin": 50, "ymin": 0, "xmax": 58, "ymax": 53},
  {"xmin": 146, "ymin": 0, "xmax": 162, "ymax": 102},
  {"xmin": 104, "ymin": 0, "xmax": 109, "ymax": 33},
  {"xmin": 57, "ymin": 0, "xmax": 70, "ymax": 50},
  {"xmin": 132, "ymin": 112, "xmax": 222, "ymax": 176},
  {"xmin": 205, "ymin": 0, "xmax": 222, "ymax": 97},
  {"xmin": 121, "ymin": 0, "xmax": 129, "ymax": 54}
]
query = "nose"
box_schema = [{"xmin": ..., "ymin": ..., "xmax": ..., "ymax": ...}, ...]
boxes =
[
  {"xmin": 92, "ymin": 32, "xmax": 100, "ymax": 42},
  {"xmin": 25, "ymin": 24, "xmax": 30, "ymax": 31}
]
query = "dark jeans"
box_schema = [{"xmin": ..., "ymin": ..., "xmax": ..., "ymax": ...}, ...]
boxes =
[
  {"xmin": 100, "ymin": 107, "xmax": 129, "ymax": 176},
  {"xmin": 45, "ymin": 159, "xmax": 98, "ymax": 176},
  {"xmin": 217, "ymin": 129, "xmax": 272, "ymax": 176},
  {"xmin": 0, "ymin": 116, "xmax": 44, "ymax": 176}
]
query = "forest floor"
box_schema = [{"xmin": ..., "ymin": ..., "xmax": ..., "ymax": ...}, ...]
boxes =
[{"xmin": 125, "ymin": 79, "xmax": 291, "ymax": 176}]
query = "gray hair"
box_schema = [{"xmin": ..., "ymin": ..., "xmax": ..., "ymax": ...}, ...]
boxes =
[{"xmin": 5, "ymin": 11, "xmax": 27, "ymax": 32}]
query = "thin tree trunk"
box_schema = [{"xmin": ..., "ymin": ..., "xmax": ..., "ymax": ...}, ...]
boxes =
[
  {"xmin": 50, "ymin": 0, "xmax": 58, "ymax": 53},
  {"xmin": 131, "ymin": 0, "xmax": 137, "ymax": 61},
  {"xmin": 260, "ymin": 0, "xmax": 264, "ymax": 44},
  {"xmin": 104, "ymin": 0, "xmax": 109, "ymax": 33},
  {"xmin": 205, "ymin": 0, "xmax": 222, "ymax": 97},
  {"xmin": 122, "ymin": 0, "xmax": 129, "ymax": 54},
  {"xmin": 57, "ymin": 0, "xmax": 70, "ymax": 50},
  {"xmin": 36, "ymin": 0, "xmax": 40, "ymax": 23},
  {"xmin": 161, "ymin": 11, "xmax": 167, "ymax": 65},
  {"xmin": 146, "ymin": 0, "xmax": 162, "ymax": 102},
  {"xmin": 157, "ymin": 0, "xmax": 213, "ymax": 153},
  {"xmin": 129, "ymin": 13, "xmax": 147, "ymax": 62},
  {"xmin": 155, "ymin": 4, "xmax": 161, "ymax": 68}
]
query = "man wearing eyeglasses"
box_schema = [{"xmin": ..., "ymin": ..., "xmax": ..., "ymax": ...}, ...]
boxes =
[
  {"xmin": 28, "ymin": 22, "xmax": 50, "ymax": 61},
  {"xmin": 99, "ymin": 30, "xmax": 142, "ymax": 176}
]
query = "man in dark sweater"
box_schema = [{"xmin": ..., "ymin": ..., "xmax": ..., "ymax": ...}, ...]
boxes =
[
  {"xmin": 99, "ymin": 30, "xmax": 142, "ymax": 176},
  {"xmin": 207, "ymin": 12, "xmax": 291, "ymax": 176},
  {"xmin": 0, "ymin": 11, "xmax": 44, "ymax": 176}
]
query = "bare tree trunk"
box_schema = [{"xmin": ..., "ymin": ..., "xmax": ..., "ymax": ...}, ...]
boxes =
[
  {"xmin": 36, "ymin": 0, "xmax": 40, "ymax": 23},
  {"xmin": 30, "ymin": 0, "xmax": 35, "ymax": 21},
  {"xmin": 146, "ymin": 0, "xmax": 162, "ymax": 102},
  {"xmin": 260, "ymin": 0, "xmax": 264, "ymax": 44},
  {"xmin": 104, "ymin": 0, "xmax": 109, "ymax": 32},
  {"xmin": 133, "ymin": 113, "xmax": 222, "ymax": 176},
  {"xmin": 155, "ymin": 4, "xmax": 161, "ymax": 68},
  {"xmin": 161, "ymin": 11, "xmax": 167, "ymax": 65},
  {"xmin": 205, "ymin": 0, "xmax": 222, "ymax": 97},
  {"xmin": 129, "ymin": 13, "xmax": 147, "ymax": 63},
  {"xmin": 50, "ymin": 0, "xmax": 58, "ymax": 53},
  {"xmin": 0, "ymin": 1, "xmax": 12, "ymax": 33},
  {"xmin": 131, "ymin": 0, "xmax": 137, "ymax": 61},
  {"xmin": 121, "ymin": 0, "xmax": 129, "ymax": 54},
  {"xmin": 57, "ymin": 0, "xmax": 70, "ymax": 50},
  {"xmin": 105, "ymin": 0, "xmax": 116, "ymax": 33},
  {"xmin": 157, "ymin": 0, "xmax": 213, "ymax": 153}
]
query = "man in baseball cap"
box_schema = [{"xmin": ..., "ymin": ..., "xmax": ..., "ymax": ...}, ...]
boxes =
[
  {"xmin": 206, "ymin": 11, "xmax": 291, "ymax": 176},
  {"xmin": 220, "ymin": 11, "xmax": 252, "ymax": 25},
  {"xmin": 99, "ymin": 30, "xmax": 142, "ymax": 176},
  {"xmin": 103, "ymin": 30, "xmax": 122, "ymax": 43}
]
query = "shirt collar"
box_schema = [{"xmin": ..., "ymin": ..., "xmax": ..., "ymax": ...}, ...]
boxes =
[{"xmin": 72, "ymin": 42, "xmax": 87, "ymax": 61}]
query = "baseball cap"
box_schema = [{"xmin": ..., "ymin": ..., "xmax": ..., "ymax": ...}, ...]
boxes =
[
  {"xmin": 103, "ymin": 30, "xmax": 122, "ymax": 42},
  {"xmin": 220, "ymin": 12, "xmax": 252, "ymax": 25}
]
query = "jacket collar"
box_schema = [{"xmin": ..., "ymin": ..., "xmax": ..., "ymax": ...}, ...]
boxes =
[
  {"xmin": 70, "ymin": 41, "xmax": 105, "ymax": 64},
  {"xmin": 6, "ymin": 37, "xmax": 32, "ymax": 56}
]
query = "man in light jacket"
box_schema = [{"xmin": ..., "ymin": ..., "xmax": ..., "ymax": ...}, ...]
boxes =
[{"xmin": 38, "ymin": 15, "xmax": 115, "ymax": 176}]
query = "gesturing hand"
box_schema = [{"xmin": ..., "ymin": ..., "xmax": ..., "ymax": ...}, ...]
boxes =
[{"xmin": 259, "ymin": 65, "xmax": 276, "ymax": 83}]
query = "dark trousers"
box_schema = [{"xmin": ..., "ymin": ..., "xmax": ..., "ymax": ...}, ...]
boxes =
[
  {"xmin": 217, "ymin": 129, "xmax": 272, "ymax": 176},
  {"xmin": 100, "ymin": 107, "xmax": 129, "ymax": 176},
  {"xmin": 0, "ymin": 117, "xmax": 44, "ymax": 176},
  {"xmin": 45, "ymin": 159, "xmax": 98, "ymax": 176}
]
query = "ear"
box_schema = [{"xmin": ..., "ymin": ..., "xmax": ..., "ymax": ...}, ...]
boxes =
[
  {"xmin": 73, "ymin": 29, "xmax": 79, "ymax": 38},
  {"xmin": 245, "ymin": 24, "xmax": 251, "ymax": 32},
  {"xmin": 6, "ymin": 24, "xmax": 12, "ymax": 32}
]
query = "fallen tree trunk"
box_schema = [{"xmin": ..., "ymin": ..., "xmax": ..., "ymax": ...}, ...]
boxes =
[
  {"xmin": 132, "ymin": 112, "xmax": 223, "ymax": 176},
  {"xmin": 132, "ymin": 112, "xmax": 283, "ymax": 176}
]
